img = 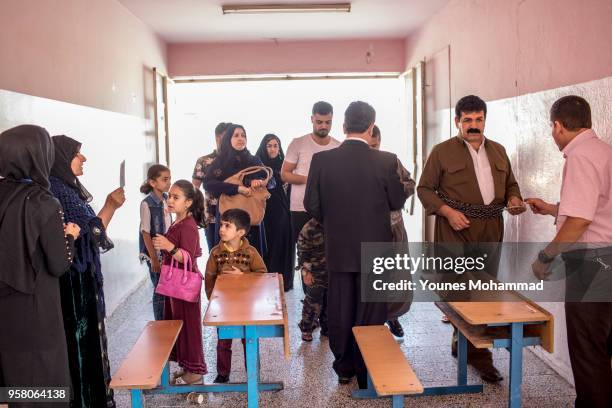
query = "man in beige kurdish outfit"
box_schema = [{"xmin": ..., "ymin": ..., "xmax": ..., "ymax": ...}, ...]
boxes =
[{"xmin": 417, "ymin": 95, "xmax": 526, "ymax": 382}]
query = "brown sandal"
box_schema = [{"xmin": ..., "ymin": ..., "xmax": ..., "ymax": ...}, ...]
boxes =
[{"xmin": 173, "ymin": 373, "xmax": 203, "ymax": 385}]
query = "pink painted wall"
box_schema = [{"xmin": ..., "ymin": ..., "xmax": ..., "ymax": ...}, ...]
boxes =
[
  {"xmin": 0, "ymin": 0, "xmax": 167, "ymax": 118},
  {"xmin": 405, "ymin": 0, "xmax": 612, "ymax": 104},
  {"xmin": 168, "ymin": 39, "xmax": 405, "ymax": 77}
]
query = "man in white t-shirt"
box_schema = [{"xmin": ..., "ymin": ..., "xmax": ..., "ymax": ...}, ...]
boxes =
[{"xmin": 282, "ymin": 101, "xmax": 340, "ymax": 291}]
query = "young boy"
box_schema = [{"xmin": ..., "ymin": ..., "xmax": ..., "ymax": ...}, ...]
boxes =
[
  {"xmin": 297, "ymin": 218, "xmax": 328, "ymax": 342},
  {"xmin": 204, "ymin": 209, "xmax": 267, "ymax": 383}
]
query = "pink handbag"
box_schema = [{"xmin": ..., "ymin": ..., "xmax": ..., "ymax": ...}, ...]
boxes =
[{"xmin": 155, "ymin": 249, "xmax": 202, "ymax": 303}]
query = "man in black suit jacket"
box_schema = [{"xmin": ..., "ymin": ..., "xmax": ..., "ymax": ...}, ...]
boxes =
[{"xmin": 304, "ymin": 101, "xmax": 408, "ymax": 387}]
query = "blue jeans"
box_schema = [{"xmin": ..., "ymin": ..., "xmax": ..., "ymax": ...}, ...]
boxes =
[{"xmin": 148, "ymin": 262, "xmax": 165, "ymax": 320}]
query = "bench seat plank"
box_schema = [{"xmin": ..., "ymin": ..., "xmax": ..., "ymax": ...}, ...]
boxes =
[
  {"xmin": 353, "ymin": 326, "xmax": 423, "ymax": 396},
  {"xmin": 110, "ymin": 320, "xmax": 183, "ymax": 390}
]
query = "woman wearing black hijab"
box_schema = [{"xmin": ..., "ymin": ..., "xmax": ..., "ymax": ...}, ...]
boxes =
[
  {"xmin": 256, "ymin": 134, "xmax": 295, "ymax": 291},
  {"xmin": 0, "ymin": 125, "xmax": 80, "ymax": 399},
  {"xmin": 204, "ymin": 124, "xmax": 271, "ymax": 254},
  {"xmin": 49, "ymin": 135, "xmax": 125, "ymax": 408}
]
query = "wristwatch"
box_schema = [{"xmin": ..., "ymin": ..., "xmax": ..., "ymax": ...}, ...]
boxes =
[
  {"xmin": 169, "ymin": 246, "xmax": 179, "ymax": 256},
  {"xmin": 538, "ymin": 250, "xmax": 555, "ymax": 264}
]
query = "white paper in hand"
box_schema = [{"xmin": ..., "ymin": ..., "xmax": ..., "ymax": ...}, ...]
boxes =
[{"xmin": 119, "ymin": 160, "xmax": 126, "ymax": 188}]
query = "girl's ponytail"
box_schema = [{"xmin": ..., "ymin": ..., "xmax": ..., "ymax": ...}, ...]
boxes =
[
  {"xmin": 190, "ymin": 188, "xmax": 206, "ymax": 229},
  {"xmin": 140, "ymin": 181, "xmax": 153, "ymax": 194}
]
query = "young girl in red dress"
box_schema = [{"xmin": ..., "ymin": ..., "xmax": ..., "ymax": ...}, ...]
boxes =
[{"xmin": 153, "ymin": 179, "xmax": 207, "ymax": 384}]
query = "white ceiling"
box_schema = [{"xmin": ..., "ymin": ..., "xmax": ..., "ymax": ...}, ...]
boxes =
[{"xmin": 119, "ymin": 0, "xmax": 449, "ymax": 42}]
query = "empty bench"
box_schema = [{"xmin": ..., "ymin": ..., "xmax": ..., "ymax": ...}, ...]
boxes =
[
  {"xmin": 352, "ymin": 325, "xmax": 424, "ymax": 407},
  {"xmin": 110, "ymin": 320, "xmax": 183, "ymax": 407}
]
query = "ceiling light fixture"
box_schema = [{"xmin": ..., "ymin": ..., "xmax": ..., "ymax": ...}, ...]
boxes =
[{"xmin": 221, "ymin": 3, "xmax": 351, "ymax": 15}]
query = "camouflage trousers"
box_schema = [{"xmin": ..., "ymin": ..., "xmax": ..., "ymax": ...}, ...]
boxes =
[{"xmin": 298, "ymin": 268, "xmax": 328, "ymax": 333}]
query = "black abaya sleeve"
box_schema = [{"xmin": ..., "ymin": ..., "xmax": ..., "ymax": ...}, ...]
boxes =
[{"xmin": 37, "ymin": 211, "xmax": 75, "ymax": 277}]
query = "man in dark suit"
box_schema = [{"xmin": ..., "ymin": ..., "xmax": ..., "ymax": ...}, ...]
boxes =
[{"xmin": 304, "ymin": 101, "xmax": 408, "ymax": 387}]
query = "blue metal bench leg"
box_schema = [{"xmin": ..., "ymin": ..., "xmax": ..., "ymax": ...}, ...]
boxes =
[
  {"xmin": 352, "ymin": 373, "xmax": 405, "ymax": 406},
  {"xmin": 161, "ymin": 362, "xmax": 170, "ymax": 386},
  {"xmin": 508, "ymin": 323, "xmax": 524, "ymax": 408},
  {"xmin": 130, "ymin": 389, "xmax": 144, "ymax": 408},
  {"xmin": 351, "ymin": 372, "xmax": 378, "ymax": 399},
  {"xmin": 457, "ymin": 330, "xmax": 468, "ymax": 386},
  {"xmin": 245, "ymin": 325, "xmax": 260, "ymax": 408},
  {"xmin": 419, "ymin": 329, "xmax": 482, "ymax": 396}
]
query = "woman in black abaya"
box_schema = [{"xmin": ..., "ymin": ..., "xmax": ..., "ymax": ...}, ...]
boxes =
[
  {"xmin": 256, "ymin": 134, "xmax": 295, "ymax": 291},
  {"xmin": 0, "ymin": 125, "xmax": 80, "ymax": 403}
]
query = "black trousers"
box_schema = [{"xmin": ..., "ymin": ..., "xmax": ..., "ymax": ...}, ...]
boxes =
[
  {"xmin": 563, "ymin": 249, "xmax": 612, "ymax": 408},
  {"xmin": 327, "ymin": 272, "xmax": 388, "ymax": 387},
  {"xmin": 290, "ymin": 211, "xmax": 312, "ymax": 293}
]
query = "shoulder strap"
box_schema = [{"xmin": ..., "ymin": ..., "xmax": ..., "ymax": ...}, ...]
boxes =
[{"xmin": 236, "ymin": 166, "xmax": 273, "ymax": 184}]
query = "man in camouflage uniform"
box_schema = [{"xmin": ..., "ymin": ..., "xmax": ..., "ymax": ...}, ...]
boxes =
[{"xmin": 297, "ymin": 218, "xmax": 328, "ymax": 342}]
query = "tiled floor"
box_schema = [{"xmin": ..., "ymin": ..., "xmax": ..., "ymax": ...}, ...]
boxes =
[{"xmin": 107, "ymin": 275, "xmax": 575, "ymax": 407}]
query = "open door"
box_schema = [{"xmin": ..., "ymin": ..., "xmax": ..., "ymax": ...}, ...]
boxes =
[
  {"xmin": 153, "ymin": 67, "xmax": 173, "ymax": 166},
  {"xmin": 420, "ymin": 45, "xmax": 452, "ymax": 242},
  {"xmin": 401, "ymin": 66, "xmax": 425, "ymax": 241}
]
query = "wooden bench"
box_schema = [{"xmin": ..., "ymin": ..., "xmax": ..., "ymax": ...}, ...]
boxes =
[
  {"xmin": 352, "ymin": 325, "xmax": 423, "ymax": 407},
  {"xmin": 110, "ymin": 320, "xmax": 183, "ymax": 407}
]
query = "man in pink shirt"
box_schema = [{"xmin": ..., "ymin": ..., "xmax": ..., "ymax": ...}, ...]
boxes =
[{"xmin": 527, "ymin": 95, "xmax": 612, "ymax": 408}]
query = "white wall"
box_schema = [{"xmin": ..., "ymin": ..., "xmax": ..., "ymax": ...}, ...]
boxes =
[{"xmin": 0, "ymin": 89, "xmax": 151, "ymax": 315}]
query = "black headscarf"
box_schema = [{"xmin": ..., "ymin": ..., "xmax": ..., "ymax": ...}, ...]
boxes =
[
  {"xmin": 255, "ymin": 133, "xmax": 286, "ymax": 191},
  {"xmin": 50, "ymin": 135, "xmax": 93, "ymax": 202},
  {"xmin": 0, "ymin": 125, "xmax": 61, "ymax": 294},
  {"xmin": 217, "ymin": 124, "xmax": 252, "ymax": 169},
  {"xmin": 255, "ymin": 133, "xmax": 285, "ymax": 174}
]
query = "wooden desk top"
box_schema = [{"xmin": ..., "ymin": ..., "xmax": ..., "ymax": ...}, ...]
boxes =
[
  {"xmin": 441, "ymin": 298, "xmax": 554, "ymax": 352},
  {"xmin": 448, "ymin": 301, "xmax": 550, "ymax": 325},
  {"xmin": 203, "ymin": 273, "xmax": 285, "ymax": 327}
]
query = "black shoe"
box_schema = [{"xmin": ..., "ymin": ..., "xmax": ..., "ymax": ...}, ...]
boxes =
[
  {"xmin": 387, "ymin": 319, "xmax": 404, "ymax": 337},
  {"xmin": 338, "ymin": 375, "xmax": 352, "ymax": 384},
  {"xmin": 213, "ymin": 374, "xmax": 229, "ymax": 383},
  {"xmin": 477, "ymin": 365, "xmax": 503, "ymax": 383}
]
